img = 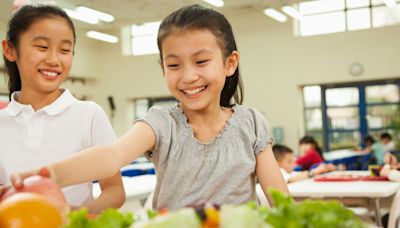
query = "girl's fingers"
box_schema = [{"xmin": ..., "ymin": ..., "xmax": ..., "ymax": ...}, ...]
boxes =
[
  {"xmin": 10, "ymin": 167, "xmax": 56, "ymax": 190},
  {"xmin": 38, "ymin": 167, "xmax": 52, "ymax": 178},
  {"xmin": 10, "ymin": 170, "xmax": 39, "ymax": 189},
  {"xmin": 0, "ymin": 185, "xmax": 11, "ymax": 197}
]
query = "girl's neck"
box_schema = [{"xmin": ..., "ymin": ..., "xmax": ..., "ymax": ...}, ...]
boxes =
[
  {"xmin": 18, "ymin": 89, "xmax": 63, "ymax": 111},
  {"xmin": 182, "ymin": 104, "xmax": 233, "ymax": 143},
  {"xmin": 183, "ymin": 104, "xmax": 228, "ymax": 126}
]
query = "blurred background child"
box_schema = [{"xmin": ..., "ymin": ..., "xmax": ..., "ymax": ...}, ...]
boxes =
[
  {"xmin": 273, "ymin": 144, "xmax": 334, "ymax": 183},
  {"xmin": 362, "ymin": 135, "xmax": 386, "ymax": 165},
  {"xmin": 296, "ymin": 136, "xmax": 324, "ymax": 170},
  {"xmin": 380, "ymin": 132, "xmax": 395, "ymax": 152}
]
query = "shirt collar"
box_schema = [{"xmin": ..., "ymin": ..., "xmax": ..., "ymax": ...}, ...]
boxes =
[{"xmin": 5, "ymin": 89, "xmax": 76, "ymax": 116}]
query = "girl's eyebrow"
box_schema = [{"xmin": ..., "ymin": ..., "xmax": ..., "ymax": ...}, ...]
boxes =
[
  {"xmin": 164, "ymin": 49, "xmax": 212, "ymax": 60},
  {"xmin": 32, "ymin": 36, "xmax": 73, "ymax": 45}
]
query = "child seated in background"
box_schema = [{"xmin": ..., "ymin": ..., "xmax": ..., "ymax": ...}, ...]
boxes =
[
  {"xmin": 380, "ymin": 132, "xmax": 396, "ymax": 152},
  {"xmin": 273, "ymin": 144, "xmax": 335, "ymax": 183},
  {"xmin": 362, "ymin": 135, "xmax": 386, "ymax": 165},
  {"xmin": 296, "ymin": 136, "xmax": 324, "ymax": 170}
]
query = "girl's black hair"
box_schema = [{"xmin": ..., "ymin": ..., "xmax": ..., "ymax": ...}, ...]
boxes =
[
  {"xmin": 157, "ymin": 4, "xmax": 243, "ymax": 107},
  {"xmin": 3, "ymin": 4, "xmax": 76, "ymax": 100},
  {"xmin": 299, "ymin": 135, "xmax": 324, "ymax": 160},
  {"xmin": 364, "ymin": 135, "xmax": 376, "ymax": 145},
  {"xmin": 272, "ymin": 144, "xmax": 293, "ymax": 162}
]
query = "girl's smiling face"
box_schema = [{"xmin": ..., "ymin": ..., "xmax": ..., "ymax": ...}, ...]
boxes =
[
  {"xmin": 6, "ymin": 17, "xmax": 74, "ymax": 96},
  {"xmin": 161, "ymin": 29, "xmax": 238, "ymax": 112}
]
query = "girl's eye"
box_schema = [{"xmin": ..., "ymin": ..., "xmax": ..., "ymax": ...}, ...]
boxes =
[
  {"xmin": 167, "ymin": 64, "xmax": 179, "ymax": 68},
  {"xmin": 196, "ymin": 60, "xmax": 209, "ymax": 65},
  {"xmin": 61, "ymin": 49, "xmax": 71, "ymax": 54},
  {"xmin": 35, "ymin": 45, "xmax": 48, "ymax": 50}
]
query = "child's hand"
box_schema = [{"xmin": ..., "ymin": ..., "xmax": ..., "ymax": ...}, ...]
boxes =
[
  {"xmin": 380, "ymin": 165, "xmax": 391, "ymax": 177},
  {"xmin": 10, "ymin": 167, "xmax": 55, "ymax": 189},
  {"xmin": 313, "ymin": 164, "xmax": 329, "ymax": 175},
  {"xmin": 326, "ymin": 163, "xmax": 337, "ymax": 171},
  {"xmin": 384, "ymin": 153, "xmax": 398, "ymax": 166}
]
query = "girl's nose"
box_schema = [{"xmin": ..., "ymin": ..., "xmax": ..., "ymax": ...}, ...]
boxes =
[
  {"xmin": 181, "ymin": 66, "xmax": 199, "ymax": 84},
  {"xmin": 44, "ymin": 50, "xmax": 60, "ymax": 66}
]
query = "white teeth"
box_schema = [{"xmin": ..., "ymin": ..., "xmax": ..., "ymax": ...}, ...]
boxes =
[
  {"xmin": 183, "ymin": 86, "xmax": 205, "ymax": 95},
  {"xmin": 41, "ymin": 70, "xmax": 58, "ymax": 77}
]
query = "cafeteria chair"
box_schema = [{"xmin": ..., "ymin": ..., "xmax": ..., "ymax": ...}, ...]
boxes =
[
  {"xmin": 143, "ymin": 191, "xmax": 154, "ymax": 210},
  {"xmin": 388, "ymin": 190, "xmax": 400, "ymax": 228}
]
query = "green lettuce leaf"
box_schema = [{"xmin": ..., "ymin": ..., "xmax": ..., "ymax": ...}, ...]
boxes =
[{"xmin": 65, "ymin": 208, "xmax": 134, "ymax": 228}]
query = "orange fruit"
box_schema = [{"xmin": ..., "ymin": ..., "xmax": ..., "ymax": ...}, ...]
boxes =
[{"xmin": 0, "ymin": 192, "xmax": 63, "ymax": 228}]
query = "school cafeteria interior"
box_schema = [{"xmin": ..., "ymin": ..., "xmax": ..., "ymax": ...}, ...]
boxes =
[{"xmin": 0, "ymin": 0, "xmax": 400, "ymax": 227}]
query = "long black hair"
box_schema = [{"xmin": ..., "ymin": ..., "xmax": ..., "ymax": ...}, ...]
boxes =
[
  {"xmin": 157, "ymin": 4, "xmax": 243, "ymax": 107},
  {"xmin": 299, "ymin": 135, "xmax": 324, "ymax": 160},
  {"xmin": 3, "ymin": 4, "xmax": 76, "ymax": 100}
]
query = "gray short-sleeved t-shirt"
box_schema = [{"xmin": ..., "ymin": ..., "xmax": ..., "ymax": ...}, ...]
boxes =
[{"xmin": 138, "ymin": 104, "xmax": 273, "ymax": 210}]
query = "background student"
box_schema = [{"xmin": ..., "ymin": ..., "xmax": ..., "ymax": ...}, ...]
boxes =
[
  {"xmin": 295, "ymin": 136, "xmax": 324, "ymax": 170},
  {"xmin": 273, "ymin": 144, "xmax": 334, "ymax": 183}
]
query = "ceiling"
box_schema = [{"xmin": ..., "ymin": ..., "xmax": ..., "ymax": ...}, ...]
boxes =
[{"xmin": 0, "ymin": 0, "xmax": 306, "ymax": 32}]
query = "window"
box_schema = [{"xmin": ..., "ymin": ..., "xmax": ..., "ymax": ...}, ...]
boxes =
[
  {"xmin": 303, "ymin": 79, "xmax": 400, "ymax": 152},
  {"xmin": 134, "ymin": 97, "xmax": 177, "ymax": 119},
  {"xmin": 297, "ymin": 0, "xmax": 400, "ymax": 36},
  {"xmin": 0, "ymin": 94, "xmax": 8, "ymax": 109},
  {"xmin": 123, "ymin": 21, "xmax": 160, "ymax": 56},
  {"xmin": 303, "ymin": 86, "xmax": 323, "ymax": 146}
]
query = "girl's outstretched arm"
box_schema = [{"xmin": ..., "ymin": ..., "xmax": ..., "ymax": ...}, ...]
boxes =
[
  {"xmin": 256, "ymin": 144, "xmax": 289, "ymax": 206},
  {"xmin": 12, "ymin": 121, "xmax": 155, "ymax": 188}
]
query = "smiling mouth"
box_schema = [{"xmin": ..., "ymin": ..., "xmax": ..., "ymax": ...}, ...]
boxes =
[
  {"xmin": 39, "ymin": 70, "xmax": 60, "ymax": 79},
  {"xmin": 182, "ymin": 86, "xmax": 207, "ymax": 96}
]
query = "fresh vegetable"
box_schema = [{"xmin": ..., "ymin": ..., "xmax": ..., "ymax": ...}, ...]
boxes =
[
  {"xmin": 134, "ymin": 208, "xmax": 201, "ymax": 228},
  {"xmin": 65, "ymin": 189, "xmax": 366, "ymax": 228},
  {"xmin": 264, "ymin": 188, "xmax": 366, "ymax": 228},
  {"xmin": 65, "ymin": 208, "xmax": 133, "ymax": 228},
  {"xmin": 219, "ymin": 204, "xmax": 269, "ymax": 228}
]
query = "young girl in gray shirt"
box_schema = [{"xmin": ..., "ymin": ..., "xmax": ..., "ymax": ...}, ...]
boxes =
[{"xmin": 7, "ymin": 4, "xmax": 288, "ymax": 210}]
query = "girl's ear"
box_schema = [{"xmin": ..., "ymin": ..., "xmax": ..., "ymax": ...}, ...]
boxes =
[
  {"xmin": 2, "ymin": 40, "xmax": 17, "ymax": 62},
  {"xmin": 225, "ymin": 50, "xmax": 239, "ymax": 77}
]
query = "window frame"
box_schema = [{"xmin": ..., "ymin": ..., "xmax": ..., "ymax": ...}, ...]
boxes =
[{"xmin": 303, "ymin": 79, "xmax": 400, "ymax": 152}]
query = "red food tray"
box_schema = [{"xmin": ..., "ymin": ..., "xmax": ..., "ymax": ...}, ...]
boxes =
[{"xmin": 314, "ymin": 176, "xmax": 389, "ymax": 182}]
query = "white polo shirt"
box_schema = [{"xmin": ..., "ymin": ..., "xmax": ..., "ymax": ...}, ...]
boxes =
[{"xmin": 0, "ymin": 89, "xmax": 116, "ymax": 207}]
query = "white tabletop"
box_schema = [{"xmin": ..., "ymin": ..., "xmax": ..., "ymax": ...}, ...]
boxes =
[
  {"xmin": 288, "ymin": 171, "xmax": 400, "ymax": 198},
  {"xmin": 323, "ymin": 149, "xmax": 368, "ymax": 161},
  {"xmin": 93, "ymin": 174, "xmax": 157, "ymax": 201}
]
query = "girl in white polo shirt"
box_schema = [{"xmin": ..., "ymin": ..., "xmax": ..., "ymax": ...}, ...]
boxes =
[{"xmin": 0, "ymin": 3, "xmax": 124, "ymax": 213}]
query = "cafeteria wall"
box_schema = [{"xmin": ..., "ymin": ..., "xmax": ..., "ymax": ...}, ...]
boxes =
[
  {"xmin": 1, "ymin": 11, "xmax": 400, "ymax": 151},
  {"xmin": 89, "ymin": 12, "xmax": 400, "ymax": 151}
]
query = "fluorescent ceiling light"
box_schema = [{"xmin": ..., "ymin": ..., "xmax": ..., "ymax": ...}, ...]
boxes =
[
  {"xmin": 282, "ymin": 5, "xmax": 302, "ymax": 20},
  {"xmin": 263, "ymin": 8, "xmax": 287, "ymax": 22},
  {"xmin": 382, "ymin": 0, "xmax": 397, "ymax": 7},
  {"xmin": 202, "ymin": 0, "xmax": 224, "ymax": 7},
  {"xmin": 76, "ymin": 6, "xmax": 114, "ymax": 22},
  {"xmin": 86, "ymin": 31, "xmax": 118, "ymax": 43},
  {"xmin": 64, "ymin": 8, "xmax": 99, "ymax": 24}
]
